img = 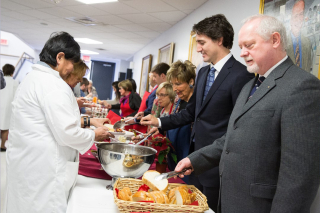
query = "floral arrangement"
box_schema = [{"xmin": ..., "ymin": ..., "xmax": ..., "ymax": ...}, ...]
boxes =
[{"xmin": 147, "ymin": 135, "xmax": 177, "ymax": 165}]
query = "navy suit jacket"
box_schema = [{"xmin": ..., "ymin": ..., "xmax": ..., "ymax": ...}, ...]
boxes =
[{"xmin": 160, "ymin": 56, "xmax": 254, "ymax": 187}]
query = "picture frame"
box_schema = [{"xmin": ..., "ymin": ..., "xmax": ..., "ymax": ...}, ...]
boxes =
[
  {"xmin": 260, "ymin": 0, "xmax": 320, "ymax": 79},
  {"xmin": 188, "ymin": 31, "xmax": 204, "ymax": 68},
  {"xmin": 157, "ymin": 42, "xmax": 175, "ymax": 65},
  {"xmin": 139, "ymin": 54, "xmax": 152, "ymax": 96}
]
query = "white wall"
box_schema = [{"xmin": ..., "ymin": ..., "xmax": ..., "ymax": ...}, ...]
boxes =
[
  {"xmin": 0, "ymin": 31, "xmax": 38, "ymax": 69},
  {"xmin": 131, "ymin": 0, "xmax": 260, "ymax": 89}
]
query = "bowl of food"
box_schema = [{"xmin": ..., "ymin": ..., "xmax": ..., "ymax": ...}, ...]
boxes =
[{"xmin": 96, "ymin": 143, "xmax": 157, "ymax": 188}]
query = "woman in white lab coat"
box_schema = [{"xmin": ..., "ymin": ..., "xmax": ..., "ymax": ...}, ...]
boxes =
[
  {"xmin": 5, "ymin": 32, "xmax": 113, "ymax": 213},
  {"xmin": 0, "ymin": 64, "xmax": 19, "ymax": 151}
]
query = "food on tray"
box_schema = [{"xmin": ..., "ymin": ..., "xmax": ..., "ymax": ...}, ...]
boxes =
[
  {"xmin": 115, "ymin": 128, "xmax": 123, "ymax": 132},
  {"xmin": 118, "ymin": 187, "xmax": 132, "ymax": 201},
  {"xmin": 117, "ymin": 172, "xmax": 197, "ymax": 206},
  {"xmin": 103, "ymin": 123, "xmax": 114, "ymax": 132},
  {"xmin": 142, "ymin": 170, "xmax": 168, "ymax": 192},
  {"xmin": 117, "ymin": 135, "xmax": 126, "ymax": 143}
]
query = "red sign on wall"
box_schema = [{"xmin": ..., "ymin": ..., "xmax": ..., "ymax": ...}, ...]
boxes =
[{"xmin": 1, "ymin": 39, "xmax": 8, "ymax": 45}]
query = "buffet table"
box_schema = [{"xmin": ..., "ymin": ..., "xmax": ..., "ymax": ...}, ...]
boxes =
[{"xmin": 66, "ymin": 175, "xmax": 215, "ymax": 213}]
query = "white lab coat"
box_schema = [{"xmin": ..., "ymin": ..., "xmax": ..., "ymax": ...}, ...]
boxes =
[
  {"xmin": 0, "ymin": 76, "xmax": 19, "ymax": 129},
  {"xmin": 5, "ymin": 63, "xmax": 95, "ymax": 213}
]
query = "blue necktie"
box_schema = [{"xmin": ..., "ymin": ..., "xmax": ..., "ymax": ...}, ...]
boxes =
[
  {"xmin": 248, "ymin": 76, "xmax": 265, "ymax": 99},
  {"xmin": 203, "ymin": 66, "xmax": 216, "ymax": 103}
]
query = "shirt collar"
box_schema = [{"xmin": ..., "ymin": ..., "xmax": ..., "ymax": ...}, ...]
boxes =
[
  {"xmin": 210, "ymin": 52, "xmax": 232, "ymax": 73},
  {"xmin": 261, "ymin": 55, "xmax": 288, "ymax": 78}
]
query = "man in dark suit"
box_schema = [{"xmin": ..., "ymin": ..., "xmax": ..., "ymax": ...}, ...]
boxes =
[
  {"xmin": 175, "ymin": 14, "xmax": 320, "ymax": 213},
  {"xmin": 141, "ymin": 14, "xmax": 254, "ymax": 211}
]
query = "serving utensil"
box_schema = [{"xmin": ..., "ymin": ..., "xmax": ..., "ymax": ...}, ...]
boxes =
[
  {"xmin": 154, "ymin": 168, "xmax": 192, "ymax": 181},
  {"xmin": 135, "ymin": 132, "xmax": 153, "ymax": 145},
  {"xmin": 113, "ymin": 117, "xmax": 136, "ymax": 129}
]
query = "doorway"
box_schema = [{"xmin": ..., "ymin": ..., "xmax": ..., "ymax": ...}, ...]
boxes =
[{"xmin": 90, "ymin": 60, "xmax": 116, "ymax": 100}]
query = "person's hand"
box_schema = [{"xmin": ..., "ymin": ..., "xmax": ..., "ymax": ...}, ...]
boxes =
[
  {"xmin": 175, "ymin": 158, "xmax": 194, "ymax": 178},
  {"xmin": 94, "ymin": 126, "xmax": 114, "ymax": 141},
  {"xmin": 148, "ymin": 127, "xmax": 159, "ymax": 137},
  {"xmin": 77, "ymin": 97, "xmax": 86, "ymax": 108},
  {"xmin": 131, "ymin": 134, "xmax": 145, "ymax": 144},
  {"xmin": 105, "ymin": 103, "xmax": 112, "ymax": 109},
  {"xmin": 91, "ymin": 118, "xmax": 111, "ymax": 128},
  {"xmin": 100, "ymin": 100, "xmax": 108, "ymax": 106},
  {"xmin": 134, "ymin": 111, "xmax": 145, "ymax": 120},
  {"xmin": 124, "ymin": 116, "xmax": 136, "ymax": 124},
  {"xmin": 140, "ymin": 114, "xmax": 159, "ymax": 127}
]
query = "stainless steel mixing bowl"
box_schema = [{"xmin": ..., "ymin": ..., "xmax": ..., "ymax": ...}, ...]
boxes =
[{"xmin": 96, "ymin": 143, "xmax": 157, "ymax": 188}]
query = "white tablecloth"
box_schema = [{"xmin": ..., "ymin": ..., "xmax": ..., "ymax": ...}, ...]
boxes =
[{"xmin": 67, "ymin": 175, "xmax": 215, "ymax": 213}]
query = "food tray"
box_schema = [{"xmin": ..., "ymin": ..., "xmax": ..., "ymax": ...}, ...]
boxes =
[{"xmin": 113, "ymin": 178, "xmax": 209, "ymax": 213}]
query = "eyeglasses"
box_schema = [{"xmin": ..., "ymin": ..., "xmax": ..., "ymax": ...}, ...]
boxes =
[{"xmin": 157, "ymin": 93, "xmax": 169, "ymax": 98}]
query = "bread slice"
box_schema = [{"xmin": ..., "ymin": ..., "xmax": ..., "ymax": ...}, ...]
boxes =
[{"xmin": 142, "ymin": 170, "xmax": 168, "ymax": 192}]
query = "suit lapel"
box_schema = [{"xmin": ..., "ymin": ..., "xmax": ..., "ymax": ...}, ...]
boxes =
[
  {"xmin": 196, "ymin": 65, "xmax": 210, "ymax": 116},
  {"xmin": 234, "ymin": 58, "xmax": 294, "ymax": 122},
  {"xmin": 196, "ymin": 56, "xmax": 235, "ymax": 117}
]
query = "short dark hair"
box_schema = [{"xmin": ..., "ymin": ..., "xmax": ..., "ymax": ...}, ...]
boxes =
[
  {"xmin": 39, "ymin": 32, "xmax": 80, "ymax": 67},
  {"xmin": 192, "ymin": 14, "xmax": 234, "ymax": 49},
  {"xmin": 81, "ymin": 78, "xmax": 89, "ymax": 86},
  {"xmin": 2, "ymin": 64, "xmax": 15, "ymax": 76},
  {"xmin": 128, "ymin": 78, "xmax": 137, "ymax": 93},
  {"xmin": 151, "ymin": 62, "xmax": 170, "ymax": 76}
]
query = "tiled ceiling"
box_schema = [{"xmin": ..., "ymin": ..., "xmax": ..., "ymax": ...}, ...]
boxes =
[{"xmin": 1, "ymin": 0, "xmax": 208, "ymax": 60}]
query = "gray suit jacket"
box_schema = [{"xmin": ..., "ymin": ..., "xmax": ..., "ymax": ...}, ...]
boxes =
[{"xmin": 189, "ymin": 58, "xmax": 320, "ymax": 213}]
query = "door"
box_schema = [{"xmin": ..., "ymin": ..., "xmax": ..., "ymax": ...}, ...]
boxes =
[{"xmin": 90, "ymin": 60, "xmax": 115, "ymax": 100}]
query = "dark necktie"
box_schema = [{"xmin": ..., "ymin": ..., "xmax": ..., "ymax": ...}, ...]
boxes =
[
  {"xmin": 294, "ymin": 37, "xmax": 300, "ymax": 67},
  {"xmin": 248, "ymin": 76, "xmax": 265, "ymax": 99},
  {"xmin": 202, "ymin": 66, "xmax": 216, "ymax": 103}
]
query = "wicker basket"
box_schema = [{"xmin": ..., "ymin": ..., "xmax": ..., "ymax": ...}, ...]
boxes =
[{"xmin": 114, "ymin": 178, "xmax": 209, "ymax": 213}]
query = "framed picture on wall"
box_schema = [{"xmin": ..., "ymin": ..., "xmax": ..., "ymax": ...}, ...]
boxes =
[
  {"xmin": 188, "ymin": 31, "xmax": 208, "ymax": 74},
  {"xmin": 139, "ymin": 54, "xmax": 152, "ymax": 96},
  {"xmin": 188, "ymin": 31, "xmax": 204, "ymax": 67},
  {"xmin": 260, "ymin": 0, "xmax": 320, "ymax": 79},
  {"xmin": 157, "ymin": 42, "xmax": 175, "ymax": 65}
]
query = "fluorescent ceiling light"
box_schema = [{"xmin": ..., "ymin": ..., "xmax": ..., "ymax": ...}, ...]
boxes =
[
  {"xmin": 81, "ymin": 50, "xmax": 99, "ymax": 55},
  {"xmin": 75, "ymin": 38, "xmax": 103, "ymax": 44},
  {"xmin": 76, "ymin": 0, "xmax": 118, "ymax": 4}
]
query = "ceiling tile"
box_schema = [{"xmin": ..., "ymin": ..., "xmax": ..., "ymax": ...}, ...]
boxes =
[
  {"xmin": 91, "ymin": 15, "xmax": 132, "ymax": 25},
  {"xmin": 64, "ymin": 5, "xmax": 107, "ymax": 16},
  {"xmin": 114, "ymin": 24, "xmax": 150, "ymax": 32},
  {"xmin": 1, "ymin": 0, "xmax": 32, "ymax": 10},
  {"xmin": 45, "ymin": 18, "xmax": 84, "ymax": 27},
  {"xmin": 41, "ymin": 0, "xmax": 83, "ymax": 6},
  {"xmin": 70, "ymin": 26, "xmax": 105, "ymax": 33},
  {"xmin": 88, "ymin": 25, "xmax": 126, "ymax": 33},
  {"xmin": 130, "ymin": 38, "xmax": 152, "ymax": 44},
  {"xmin": 11, "ymin": 0, "xmax": 55, "ymax": 9},
  {"xmin": 113, "ymin": 32, "xmax": 145, "ymax": 39},
  {"xmin": 182, "ymin": 9, "xmax": 194, "ymax": 15},
  {"xmin": 92, "ymin": 2, "xmax": 140, "ymax": 15},
  {"xmin": 140, "ymin": 22, "xmax": 172, "ymax": 32},
  {"xmin": 19, "ymin": 9, "xmax": 59, "ymax": 19},
  {"xmin": 39, "ymin": 7, "xmax": 82, "ymax": 18},
  {"xmin": 118, "ymin": 14, "xmax": 162, "ymax": 24},
  {"xmin": 135, "ymin": 31, "xmax": 160, "ymax": 39},
  {"xmin": 149, "ymin": 11, "xmax": 186, "ymax": 23},
  {"xmin": 1, "ymin": 10, "xmax": 38, "ymax": 21},
  {"xmin": 123, "ymin": 0, "xmax": 176, "ymax": 13},
  {"xmin": 162, "ymin": 0, "xmax": 208, "ymax": 10}
]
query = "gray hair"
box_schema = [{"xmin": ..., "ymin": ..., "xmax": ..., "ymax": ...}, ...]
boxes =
[
  {"xmin": 242, "ymin": 14, "xmax": 287, "ymax": 51},
  {"xmin": 88, "ymin": 79, "xmax": 93, "ymax": 84}
]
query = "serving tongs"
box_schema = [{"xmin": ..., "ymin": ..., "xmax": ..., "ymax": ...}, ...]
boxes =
[
  {"xmin": 135, "ymin": 132, "xmax": 153, "ymax": 145},
  {"xmin": 113, "ymin": 117, "xmax": 136, "ymax": 129},
  {"xmin": 154, "ymin": 168, "xmax": 192, "ymax": 181}
]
